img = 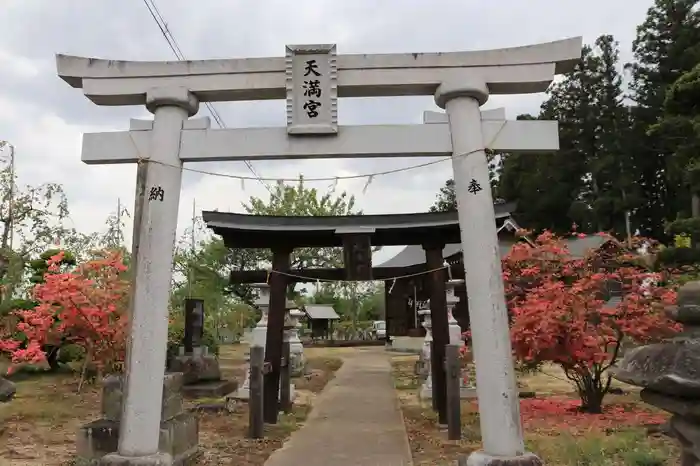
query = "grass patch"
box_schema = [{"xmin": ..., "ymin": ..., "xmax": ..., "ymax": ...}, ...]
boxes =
[
  {"xmin": 293, "ymin": 356, "xmax": 343, "ymax": 393},
  {"xmin": 0, "ymin": 344, "xmax": 344, "ymax": 466},
  {"xmin": 391, "ymin": 356, "xmax": 679, "ymax": 466},
  {"xmin": 392, "ymin": 356, "xmax": 420, "ymax": 390}
]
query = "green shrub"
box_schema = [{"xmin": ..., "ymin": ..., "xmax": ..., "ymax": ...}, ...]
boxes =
[
  {"xmin": 57, "ymin": 344, "xmax": 86, "ymax": 364},
  {"xmin": 656, "ymin": 246, "xmax": 700, "ymax": 267},
  {"xmin": 623, "ymin": 450, "xmax": 665, "ymax": 466}
]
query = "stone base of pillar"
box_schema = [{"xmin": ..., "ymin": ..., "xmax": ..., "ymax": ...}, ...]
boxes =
[
  {"xmin": 78, "ymin": 413, "xmax": 198, "ymax": 465},
  {"xmin": 98, "ymin": 452, "xmax": 174, "ymax": 465},
  {"xmin": 76, "ymin": 373, "xmax": 199, "ymax": 465},
  {"xmin": 461, "ymin": 451, "xmax": 542, "ymax": 466}
]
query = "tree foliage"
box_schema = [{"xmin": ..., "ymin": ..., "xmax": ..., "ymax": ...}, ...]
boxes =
[
  {"xmin": 429, "ymin": 179, "xmax": 457, "ymax": 213},
  {"xmin": 431, "ymin": 3, "xmax": 700, "ymax": 239},
  {"xmin": 496, "ymin": 37, "xmax": 633, "ymax": 235},
  {"xmin": 0, "ymin": 251, "xmax": 129, "ymax": 379},
  {"xmin": 625, "ymin": 0, "xmax": 700, "ymax": 237},
  {"xmin": 503, "ymin": 231, "xmax": 679, "ymax": 413},
  {"xmin": 244, "ymin": 176, "xmax": 360, "ymax": 269}
]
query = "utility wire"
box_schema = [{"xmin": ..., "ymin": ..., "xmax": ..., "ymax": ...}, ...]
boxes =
[
  {"xmin": 140, "ymin": 0, "xmax": 273, "ymax": 194},
  {"xmin": 126, "ymin": 122, "xmax": 509, "ymax": 196}
]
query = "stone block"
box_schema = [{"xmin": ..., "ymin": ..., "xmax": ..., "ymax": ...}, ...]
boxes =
[
  {"xmin": 226, "ymin": 383, "xmax": 296, "ymax": 405},
  {"xmin": 0, "ymin": 377, "xmax": 16, "ymax": 402},
  {"xmin": 97, "ymin": 452, "xmax": 173, "ymax": 466},
  {"xmin": 102, "ymin": 373, "xmax": 184, "ymax": 423},
  {"xmin": 77, "ymin": 412, "xmax": 199, "ymax": 465},
  {"xmin": 169, "ymin": 354, "xmax": 221, "ymax": 384},
  {"xmin": 181, "ymin": 379, "xmax": 237, "ymax": 399},
  {"xmin": 462, "ymin": 451, "xmax": 543, "ymax": 466}
]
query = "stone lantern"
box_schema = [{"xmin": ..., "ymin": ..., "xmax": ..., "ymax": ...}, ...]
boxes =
[
  {"xmin": 250, "ymin": 283, "xmax": 271, "ymax": 348},
  {"xmin": 612, "ymin": 281, "xmax": 700, "ymax": 465},
  {"xmin": 229, "ymin": 283, "xmax": 275, "ymax": 402},
  {"xmin": 286, "ymin": 307, "xmax": 306, "ymax": 377},
  {"xmin": 418, "ymin": 303, "xmax": 433, "ymax": 400},
  {"xmin": 445, "ymin": 279, "xmax": 465, "ymax": 346}
]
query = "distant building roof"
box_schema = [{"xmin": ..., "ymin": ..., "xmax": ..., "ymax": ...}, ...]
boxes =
[
  {"xmin": 304, "ymin": 304, "xmax": 340, "ymax": 320},
  {"xmin": 377, "ymin": 231, "xmax": 610, "ymax": 269}
]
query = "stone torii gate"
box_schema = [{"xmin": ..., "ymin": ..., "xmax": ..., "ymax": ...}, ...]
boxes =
[{"xmin": 57, "ymin": 38, "xmax": 581, "ymax": 466}]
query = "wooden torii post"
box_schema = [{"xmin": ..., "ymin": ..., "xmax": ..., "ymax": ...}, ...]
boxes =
[{"xmin": 57, "ymin": 37, "xmax": 580, "ymax": 466}]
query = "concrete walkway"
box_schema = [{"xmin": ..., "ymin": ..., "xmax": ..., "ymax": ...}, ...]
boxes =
[{"xmin": 265, "ymin": 348, "xmax": 413, "ymax": 466}]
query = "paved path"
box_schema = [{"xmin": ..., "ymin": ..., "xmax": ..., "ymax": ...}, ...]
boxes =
[{"xmin": 265, "ymin": 348, "xmax": 413, "ymax": 466}]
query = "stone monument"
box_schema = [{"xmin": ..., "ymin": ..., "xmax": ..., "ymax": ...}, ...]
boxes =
[
  {"xmin": 77, "ymin": 373, "xmax": 199, "ymax": 464},
  {"xmin": 169, "ymin": 298, "xmax": 237, "ymax": 398},
  {"xmin": 58, "ymin": 38, "xmax": 580, "ymax": 464},
  {"xmin": 613, "ymin": 281, "xmax": 700, "ymax": 466}
]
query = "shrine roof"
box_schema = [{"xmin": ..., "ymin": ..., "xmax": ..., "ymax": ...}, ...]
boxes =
[{"xmin": 203, "ymin": 202, "xmax": 516, "ymax": 248}]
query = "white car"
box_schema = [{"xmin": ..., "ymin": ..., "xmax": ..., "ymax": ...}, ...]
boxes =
[{"xmin": 372, "ymin": 320, "xmax": 386, "ymax": 340}]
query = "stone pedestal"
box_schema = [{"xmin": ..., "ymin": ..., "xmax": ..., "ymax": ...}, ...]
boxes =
[
  {"xmin": 77, "ymin": 373, "xmax": 199, "ymax": 465},
  {"xmin": 613, "ymin": 281, "xmax": 700, "ymax": 465},
  {"xmin": 169, "ymin": 346, "xmax": 237, "ymax": 399},
  {"xmin": 227, "ymin": 356, "xmax": 296, "ymax": 404}
]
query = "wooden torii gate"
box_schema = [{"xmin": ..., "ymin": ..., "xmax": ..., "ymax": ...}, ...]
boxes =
[{"xmin": 57, "ymin": 38, "xmax": 581, "ymax": 465}]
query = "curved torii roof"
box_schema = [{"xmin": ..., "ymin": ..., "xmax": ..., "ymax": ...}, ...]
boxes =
[{"xmin": 203, "ymin": 202, "xmax": 516, "ymax": 249}]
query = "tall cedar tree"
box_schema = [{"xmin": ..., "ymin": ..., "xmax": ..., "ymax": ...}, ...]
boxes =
[
  {"xmin": 626, "ymin": 0, "xmax": 700, "ymax": 239},
  {"xmin": 497, "ymin": 39, "xmax": 630, "ymax": 235}
]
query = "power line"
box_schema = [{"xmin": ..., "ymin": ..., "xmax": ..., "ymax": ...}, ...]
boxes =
[{"xmin": 140, "ymin": 0, "xmax": 273, "ymax": 194}]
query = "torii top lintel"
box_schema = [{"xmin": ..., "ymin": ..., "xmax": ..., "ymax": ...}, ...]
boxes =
[{"xmin": 56, "ymin": 37, "xmax": 582, "ymax": 106}]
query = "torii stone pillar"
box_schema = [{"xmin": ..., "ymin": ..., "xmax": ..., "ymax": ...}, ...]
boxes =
[
  {"xmin": 104, "ymin": 88, "xmax": 199, "ymax": 464},
  {"xmin": 436, "ymin": 80, "xmax": 538, "ymax": 465}
]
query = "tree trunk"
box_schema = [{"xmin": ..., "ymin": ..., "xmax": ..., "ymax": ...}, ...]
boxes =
[
  {"xmin": 44, "ymin": 345, "xmax": 61, "ymax": 371},
  {"xmin": 579, "ymin": 387, "xmax": 605, "ymax": 414},
  {"xmin": 692, "ymin": 193, "xmax": 700, "ymax": 248}
]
